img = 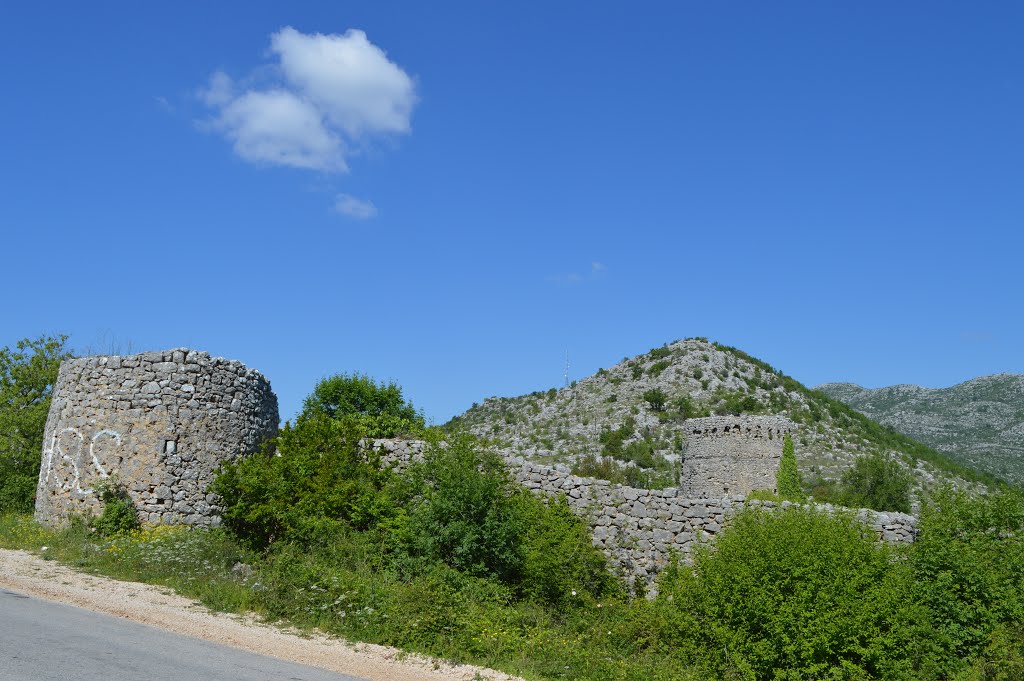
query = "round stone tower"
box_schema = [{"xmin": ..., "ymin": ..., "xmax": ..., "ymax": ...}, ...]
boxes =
[
  {"xmin": 679, "ymin": 415, "xmax": 796, "ymax": 498},
  {"xmin": 35, "ymin": 349, "xmax": 278, "ymax": 527}
]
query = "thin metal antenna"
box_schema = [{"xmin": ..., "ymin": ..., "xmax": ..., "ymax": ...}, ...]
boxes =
[{"xmin": 564, "ymin": 350, "xmax": 570, "ymax": 388}]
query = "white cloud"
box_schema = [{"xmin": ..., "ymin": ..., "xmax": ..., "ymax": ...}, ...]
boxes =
[
  {"xmin": 199, "ymin": 27, "xmax": 415, "ymax": 174},
  {"xmin": 334, "ymin": 193, "xmax": 378, "ymax": 219},
  {"xmin": 271, "ymin": 27, "xmax": 415, "ymax": 137},
  {"xmin": 200, "ymin": 70, "xmax": 235, "ymax": 107},
  {"xmin": 214, "ymin": 88, "xmax": 346, "ymax": 171},
  {"xmin": 548, "ymin": 262, "xmax": 608, "ymax": 285}
]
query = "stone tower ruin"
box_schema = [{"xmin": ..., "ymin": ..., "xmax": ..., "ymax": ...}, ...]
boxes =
[
  {"xmin": 679, "ymin": 415, "xmax": 795, "ymax": 497},
  {"xmin": 35, "ymin": 349, "xmax": 278, "ymax": 527}
]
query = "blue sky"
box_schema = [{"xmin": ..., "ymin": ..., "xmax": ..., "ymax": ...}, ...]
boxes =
[{"xmin": 2, "ymin": 2, "xmax": 1022, "ymax": 424}]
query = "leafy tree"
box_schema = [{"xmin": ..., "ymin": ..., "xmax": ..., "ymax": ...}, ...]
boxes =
[
  {"xmin": 840, "ymin": 451, "xmax": 913, "ymax": 513},
  {"xmin": 0, "ymin": 334, "xmax": 71, "ymax": 513},
  {"xmin": 299, "ymin": 372, "xmax": 424, "ymax": 438},
  {"xmin": 776, "ymin": 432, "xmax": 802, "ymax": 500},
  {"xmin": 642, "ymin": 388, "xmax": 667, "ymax": 412}
]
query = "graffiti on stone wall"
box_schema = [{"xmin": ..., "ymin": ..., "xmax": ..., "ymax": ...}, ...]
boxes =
[{"xmin": 41, "ymin": 427, "xmax": 122, "ymax": 495}]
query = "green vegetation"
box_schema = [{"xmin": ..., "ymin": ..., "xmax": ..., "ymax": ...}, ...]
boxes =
[
  {"xmin": 642, "ymin": 388, "xmax": 667, "ymax": 412},
  {"xmin": 648, "ymin": 346, "xmax": 672, "ymax": 360},
  {"xmin": 5, "ymin": 335, "xmax": 1024, "ymax": 678},
  {"xmin": 839, "ymin": 451, "xmax": 913, "ymax": 514},
  {"xmin": 6, "ymin": 485, "xmax": 1024, "ymax": 679},
  {"xmin": 802, "ymin": 451, "xmax": 914, "ymax": 513},
  {"xmin": 598, "ymin": 416, "xmax": 636, "ymax": 458},
  {"xmin": 653, "ymin": 506, "xmax": 930, "ymax": 679},
  {"xmin": 776, "ymin": 433, "xmax": 802, "ymax": 500},
  {"xmin": 646, "ymin": 360, "xmax": 671, "ymax": 377},
  {"xmin": 0, "ymin": 334, "xmax": 71, "ymax": 513},
  {"xmin": 910, "ymin": 488, "xmax": 1024, "ymax": 678},
  {"xmin": 572, "ymin": 452, "xmax": 676, "ymax": 489},
  {"xmin": 90, "ymin": 478, "xmax": 142, "ymax": 537},
  {"xmin": 299, "ymin": 372, "xmax": 424, "ymax": 438}
]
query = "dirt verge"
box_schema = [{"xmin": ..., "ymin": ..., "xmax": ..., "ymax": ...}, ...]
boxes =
[{"xmin": 0, "ymin": 549, "xmax": 523, "ymax": 681}]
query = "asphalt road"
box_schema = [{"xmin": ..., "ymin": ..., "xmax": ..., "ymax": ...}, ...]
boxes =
[{"xmin": 0, "ymin": 588, "xmax": 368, "ymax": 681}]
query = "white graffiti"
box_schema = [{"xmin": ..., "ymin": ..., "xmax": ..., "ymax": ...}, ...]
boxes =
[{"xmin": 42, "ymin": 427, "xmax": 121, "ymax": 494}]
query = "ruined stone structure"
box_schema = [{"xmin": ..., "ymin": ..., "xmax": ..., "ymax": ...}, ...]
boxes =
[
  {"xmin": 368, "ymin": 437, "xmax": 918, "ymax": 591},
  {"xmin": 680, "ymin": 415, "xmax": 795, "ymax": 497},
  {"xmin": 35, "ymin": 349, "xmax": 278, "ymax": 527}
]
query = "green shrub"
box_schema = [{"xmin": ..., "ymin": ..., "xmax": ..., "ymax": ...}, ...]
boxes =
[
  {"xmin": 211, "ymin": 415, "xmax": 393, "ymax": 550},
  {"xmin": 840, "ymin": 451, "xmax": 913, "ymax": 513},
  {"xmin": 518, "ymin": 494, "xmax": 623, "ymax": 606},
  {"xmin": 90, "ymin": 478, "xmax": 141, "ymax": 536},
  {"xmin": 910, "ymin": 487, "xmax": 1024, "ymax": 677},
  {"xmin": 400, "ymin": 433, "xmax": 525, "ymax": 582},
  {"xmin": 397, "ymin": 433, "xmax": 619, "ymax": 605},
  {"xmin": 572, "ymin": 453, "xmax": 675, "ymax": 489},
  {"xmin": 648, "ymin": 346, "xmax": 672, "ymax": 360},
  {"xmin": 599, "ymin": 416, "xmax": 636, "ymax": 458},
  {"xmin": 647, "ymin": 360, "xmax": 671, "ymax": 377},
  {"xmin": 655, "ymin": 506, "xmax": 935, "ymax": 679}
]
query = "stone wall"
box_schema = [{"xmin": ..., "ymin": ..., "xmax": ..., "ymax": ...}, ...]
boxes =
[
  {"xmin": 680, "ymin": 415, "xmax": 795, "ymax": 498},
  {"xmin": 368, "ymin": 438, "xmax": 918, "ymax": 591},
  {"xmin": 35, "ymin": 349, "xmax": 278, "ymax": 527}
]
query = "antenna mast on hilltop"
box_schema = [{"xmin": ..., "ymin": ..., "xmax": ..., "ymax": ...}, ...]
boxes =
[{"xmin": 564, "ymin": 351, "xmax": 570, "ymax": 388}]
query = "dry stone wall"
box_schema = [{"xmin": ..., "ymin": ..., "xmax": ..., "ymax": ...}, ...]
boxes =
[
  {"xmin": 680, "ymin": 415, "xmax": 795, "ymax": 497},
  {"xmin": 368, "ymin": 438, "xmax": 918, "ymax": 591},
  {"xmin": 35, "ymin": 349, "xmax": 278, "ymax": 527}
]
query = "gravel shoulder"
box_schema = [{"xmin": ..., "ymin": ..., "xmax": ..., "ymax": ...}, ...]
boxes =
[{"xmin": 0, "ymin": 549, "xmax": 523, "ymax": 681}]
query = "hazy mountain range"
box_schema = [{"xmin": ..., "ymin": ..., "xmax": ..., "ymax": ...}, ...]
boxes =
[{"xmin": 817, "ymin": 375, "xmax": 1024, "ymax": 486}]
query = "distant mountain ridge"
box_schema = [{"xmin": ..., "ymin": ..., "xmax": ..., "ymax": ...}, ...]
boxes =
[
  {"xmin": 452, "ymin": 338, "xmax": 994, "ymax": 493},
  {"xmin": 817, "ymin": 374, "xmax": 1024, "ymax": 485}
]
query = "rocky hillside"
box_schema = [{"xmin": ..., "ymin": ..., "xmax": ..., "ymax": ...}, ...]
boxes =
[
  {"xmin": 817, "ymin": 375, "xmax": 1024, "ymax": 486},
  {"xmin": 451, "ymin": 338, "xmax": 994, "ymax": 493}
]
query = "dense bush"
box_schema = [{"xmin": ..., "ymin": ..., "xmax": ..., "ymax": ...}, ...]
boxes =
[
  {"xmin": 213, "ymin": 406, "xmax": 618, "ymax": 610},
  {"xmin": 653, "ymin": 506, "xmax": 935, "ymax": 679},
  {"xmin": 392, "ymin": 433, "xmax": 620, "ymax": 605},
  {"xmin": 398, "ymin": 433, "xmax": 525, "ymax": 582},
  {"xmin": 91, "ymin": 478, "xmax": 141, "ymax": 537},
  {"xmin": 211, "ymin": 415, "xmax": 393, "ymax": 550},
  {"xmin": 840, "ymin": 451, "xmax": 913, "ymax": 513},
  {"xmin": 0, "ymin": 335, "xmax": 70, "ymax": 513},
  {"xmin": 909, "ymin": 487, "xmax": 1024, "ymax": 678}
]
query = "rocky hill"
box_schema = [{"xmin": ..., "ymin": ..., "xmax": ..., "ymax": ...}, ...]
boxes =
[
  {"xmin": 451, "ymin": 338, "xmax": 994, "ymax": 493},
  {"xmin": 817, "ymin": 374, "xmax": 1024, "ymax": 486}
]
